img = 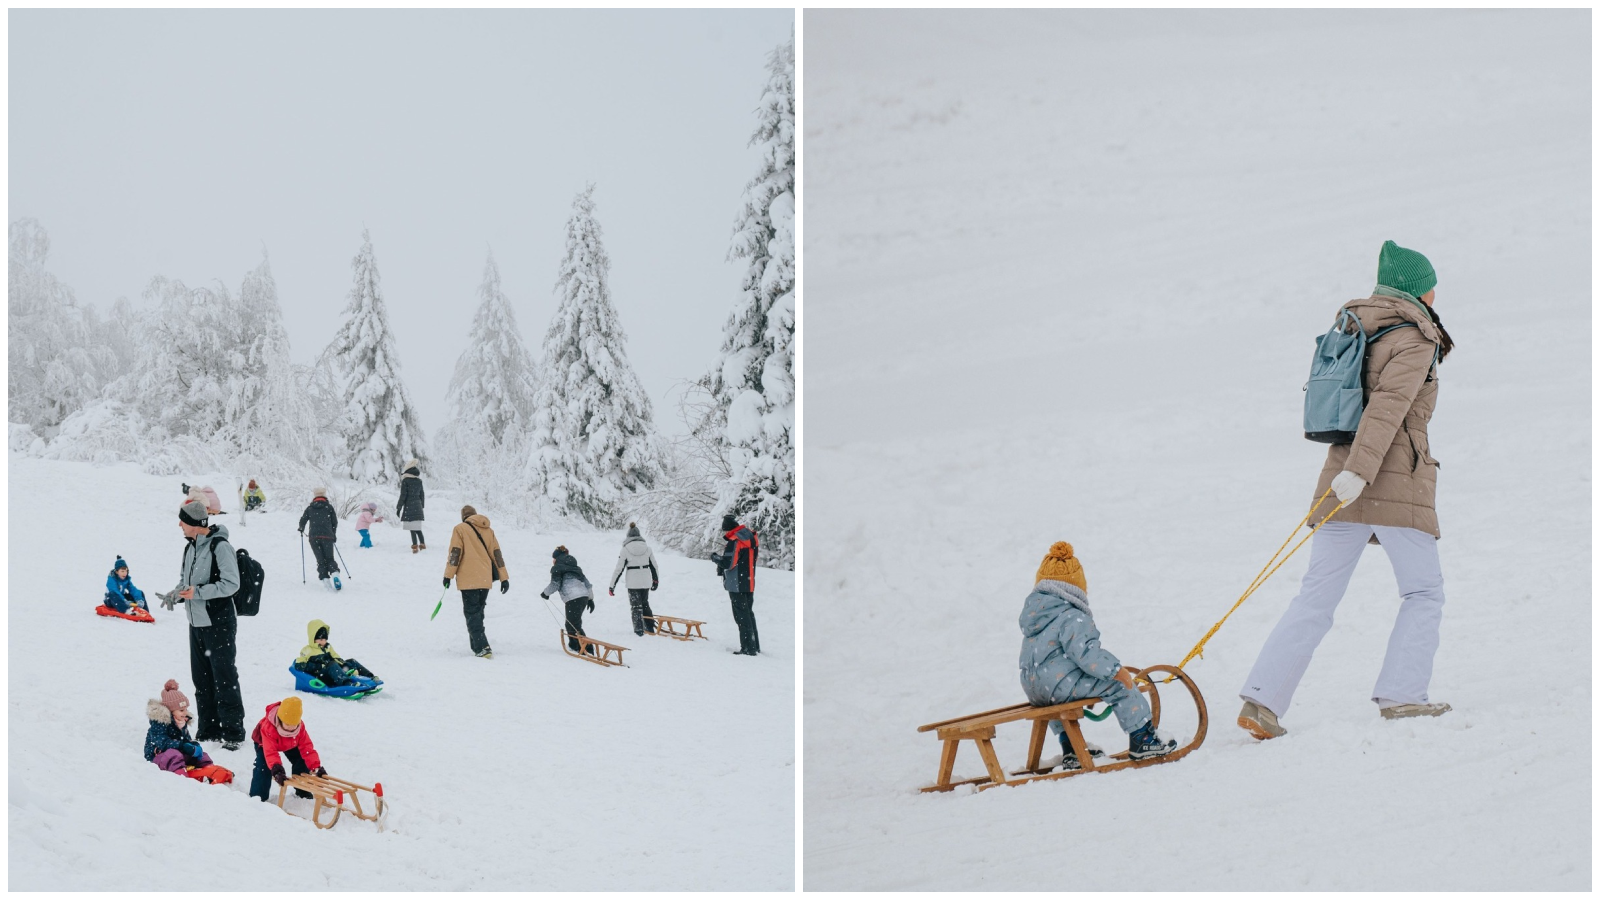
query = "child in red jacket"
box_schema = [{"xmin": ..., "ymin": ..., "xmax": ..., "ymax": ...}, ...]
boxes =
[{"xmin": 248, "ymin": 697, "xmax": 326, "ymax": 802}]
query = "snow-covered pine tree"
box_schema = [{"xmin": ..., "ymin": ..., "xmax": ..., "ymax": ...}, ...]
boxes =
[
  {"xmin": 436, "ymin": 251, "xmax": 538, "ymax": 500},
  {"xmin": 705, "ymin": 33, "xmax": 797, "ymax": 569},
  {"xmin": 7, "ymin": 219, "xmax": 117, "ymax": 435},
  {"xmin": 322, "ymin": 229, "xmax": 428, "ymax": 484},
  {"xmin": 228, "ymin": 254, "xmax": 321, "ymax": 464},
  {"xmin": 526, "ymin": 185, "xmax": 663, "ymax": 527}
]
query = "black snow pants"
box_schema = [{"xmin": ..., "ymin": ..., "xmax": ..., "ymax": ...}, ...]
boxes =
[
  {"xmin": 298, "ymin": 654, "xmax": 376, "ymax": 687},
  {"xmin": 250, "ymin": 744, "xmax": 311, "ymax": 801},
  {"xmin": 627, "ymin": 588, "xmax": 656, "ymax": 635},
  {"xmin": 189, "ymin": 603, "xmax": 245, "ymax": 742},
  {"xmin": 564, "ymin": 598, "xmax": 591, "ymax": 651},
  {"xmin": 309, "ymin": 538, "xmax": 339, "ymax": 580},
  {"xmin": 729, "ymin": 591, "xmax": 760, "ymax": 655},
  {"xmin": 460, "ymin": 588, "xmax": 490, "ymax": 654}
]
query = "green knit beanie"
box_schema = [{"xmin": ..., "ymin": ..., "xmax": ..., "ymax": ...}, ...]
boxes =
[{"xmin": 1376, "ymin": 240, "xmax": 1436, "ymax": 299}]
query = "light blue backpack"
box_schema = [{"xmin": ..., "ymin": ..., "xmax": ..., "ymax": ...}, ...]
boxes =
[{"xmin": 1303, "ymin": 309, "xmax": 1433, "ymax": 444}]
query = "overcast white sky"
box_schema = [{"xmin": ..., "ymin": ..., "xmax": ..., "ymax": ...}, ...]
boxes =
[{"xmin": 9, "ymin": 9, "xmax": 794, "ymax": 436}]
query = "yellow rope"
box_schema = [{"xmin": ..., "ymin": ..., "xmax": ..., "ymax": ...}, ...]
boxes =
[{"xmin": 1170, "ymin": 488, "xmax": 1347, "ymax": 675}]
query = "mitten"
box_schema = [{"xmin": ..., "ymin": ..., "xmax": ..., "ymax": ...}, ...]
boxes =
[
  {"xmin": 540, "ymin": 591, "xmax": 549, "ymax": 600},
  {"xmin": 271, "ymin": 763, "xmax": 287, "ymax": 785},
  {"xmin": 314, "ymin": 766, "xmax": 327, "ymax": 778},
  {"xmin": 608, "ymin": 587, "xmax": 615, "ymax": 597},
  {"xmin": 500, "ymin": 580, "xmax": 510, "ymax": 595},
  {"xmin": 651, "ymin": 580, "xmax": 659, "ymax": 591},
  {"xmin": 585, "ymin": 598, "xmax": 596, "ymax": 614},
  {"xmin": 442, "ymin": 577, "xmax": 452, "ymax": 589},
  {"xmin": 1331, "ymin": 470, "xmax": 1367, "ymax": 504}
]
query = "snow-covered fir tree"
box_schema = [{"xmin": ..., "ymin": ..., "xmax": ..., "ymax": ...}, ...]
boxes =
[
  {"xmin": 322, "ymin": 229, "xmax": 428, "ymax": 484},
  {"xmin": 526, "ymin": 185, "xmax": 663, "ymax": 527},
  {"xmin": 228, "ymin": 254, "xmax": 322, "ymax": 463},
  {"xmin": 705, "ymin": 33, "xmax": 797, "ymax": 569},
  {"xmin": 436, "ymin": 251, "xmax": 538, "ymax": 499},
  {"xmin": 7, "ymin": 219, "xmax": 117, "ymax": 435}
]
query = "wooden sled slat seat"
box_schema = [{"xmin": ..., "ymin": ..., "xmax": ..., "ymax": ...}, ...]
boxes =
[
  {"xmin": 640, "ymin": 615, "xmax": 707, "ymax": 641},
  {"xmin": 917, "ymin": 664, "xmax": 1207, "ymax": 793},
  {"xmin": 276, "ymin": 773, "xmax": 388, "ymax": 830},
  {"xmin": 561, "ymin": 631, "xmax": 630, "ymax": 667}
]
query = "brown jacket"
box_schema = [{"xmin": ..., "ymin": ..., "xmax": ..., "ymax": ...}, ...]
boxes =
[
  {"xmin": 1308, "ymin": 294, "xmax": 1442, "ymax": 538},
  {"xmin": 444, "ymin": 515, "xmax": 509, "ymax": 590}
]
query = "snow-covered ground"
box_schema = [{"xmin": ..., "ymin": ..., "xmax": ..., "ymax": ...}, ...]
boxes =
[
  {"xmin": 803, "ymin": 10, "xmax": 1589, "ymax": 891},
  {"xmin": 8, "ymin": 455, "xmax": 793, "ymax": 890}
]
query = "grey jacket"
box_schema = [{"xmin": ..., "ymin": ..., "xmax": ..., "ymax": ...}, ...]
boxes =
[
  {"xmin": 172, "ymin": 524, "xmax": 241, "ymax": 628},
  {"xmin": 543, "ymin": 572, "xmax": 593, "ymax": 603},
  {"xmin": 610, "ymin": 537, "xmax": 659, "ymax": 591},
  {"xmin": 1017, "ymin": 579, "xmax": 1122, "ymax": 707}
]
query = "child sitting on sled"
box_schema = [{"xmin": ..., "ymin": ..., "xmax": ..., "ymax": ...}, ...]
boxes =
[
  {"xmin": 144, "ymin": 680, "xmax": 233, "ymax": 784},
  {"xmin": 103, "ymin": 556, "xmax": 148, "ymax": 614},
  {"xmin": 249, "ymin": 697, "xmax": 327, "ymax": 802},
  {"xmin": 294, "ymin": 618, "xmax": 381, "ymax": 688},
  {"xmin": 354, "ymin": 501, "xmax": 385, "ymax": 548},
  {"xmin": 243, "ymin": 479, "xmax": 266, "ymax": 511},
  {"xmin": 1018, "ymin": 542, "xmax": 1176, "ymax": 770}
]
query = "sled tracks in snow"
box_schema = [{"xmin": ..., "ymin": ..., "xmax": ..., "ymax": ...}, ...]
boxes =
[
  {"xmin": 917, "ymin": 664, "xmax": 1208, "ymax": 792},
  {"xmin": 276, "ymin": 773, "xmax": 388, "ymax": 830}
]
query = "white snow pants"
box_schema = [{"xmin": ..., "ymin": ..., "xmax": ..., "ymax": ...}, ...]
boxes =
[{"xmin": 1239, "ymin": 521, "xmax": 1445, "ymax": 717}]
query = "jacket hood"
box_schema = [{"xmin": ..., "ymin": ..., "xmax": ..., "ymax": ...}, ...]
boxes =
[
  {"xmin": 1018, "ymin": 580, "xmax": 1091, "ymax": 639},
  {"xmin": 465, "ymin": 513, "xmax": 491, "ymax": 529},
  {"xmin": 202, "ymin": 523, "xmax": 231, "ymax": 542},
  {"xmin": 307, "ymin": 618, "xmax": 330, "ymax": 645},
  {"xmin": 725, "ymin": 525, "xmax": 752, "ymax": 541},
  {"xmin": 262, "ymin": 701, "xmax": 303, "ymax": 738},
  {"xmin": 1346, "ymin": 294, "xmax": 1441, "ymax": 344},
  {"xmin": 402, "ymin": 467, "xmax": 420, "ymax": 479},
  {"xmin": 147, "ymin": 698, "xmax": 172, "ymax": 724},
  {"xmin": 297, "ymin": 618, "xmax": 337, "ymax": 664}
]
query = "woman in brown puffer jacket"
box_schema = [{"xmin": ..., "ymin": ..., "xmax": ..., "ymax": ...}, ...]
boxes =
[
  {"xmin": 442, "ymin": 505, "xmax": 509, "ymax": 659},
  {"xmin": 1238, "ymin": 241, "xmax": 1457, "ymax": 740}
]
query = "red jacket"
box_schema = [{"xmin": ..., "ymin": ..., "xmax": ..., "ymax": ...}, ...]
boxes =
[{"xmin": 250, "ymin": 701, "xmax": 322, "ymax": 771}]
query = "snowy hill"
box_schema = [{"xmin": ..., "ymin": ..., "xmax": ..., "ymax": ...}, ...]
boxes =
[
  {"xmin": 803, "ymin": 10, "xmax": 1589, "ymax": 891},
  {"xmin": 8, "ymin": 455, "xmax": 793, "ymax": 890}
]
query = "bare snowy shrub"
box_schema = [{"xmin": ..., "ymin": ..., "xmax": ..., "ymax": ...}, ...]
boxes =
[{"xmin": 625, "ymin": 379, "xmax": 732, "ymax": 559}]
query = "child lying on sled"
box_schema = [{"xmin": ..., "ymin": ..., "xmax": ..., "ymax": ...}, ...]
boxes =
[
  {"xmin": 144, "ymin": 680, "xmax": 233, "ymax": 784},
  {"xmin": 294, "ymin": 619, "xmax": 381, "ymax": 689},
  {"xmin": 103, "ymin": 556, "xmax": 148, "ymax": 614},
  {"xmin": 1018, "ymin": 542, "xmax": 1176, "ymax": 770}
]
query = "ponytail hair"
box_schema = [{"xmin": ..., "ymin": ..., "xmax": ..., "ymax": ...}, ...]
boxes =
[{"xmin": 1427, "ymin": 305, "xmax": 1454, "ymax": 362}]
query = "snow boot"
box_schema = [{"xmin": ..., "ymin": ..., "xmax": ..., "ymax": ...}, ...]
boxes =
[
  {"xmin": 1055, "ymin": 732, "xmax": 1104, "ymax": 770},
  {"xmin": 419, "ymin": 543, "xmax": 426, "ymax": 550},
  {"xmin": 411, "ymin": 545, "xmax": 418, "ymax": 554},
  {"xmin": 221, "ymin": 740, "xmax": 241, "ymax": 752},
  {"xmin": 1379, "ymin": 701, "xmax": 1452, "ymax": 720},
  {"xmin": 476, "ymin": 647, "xmax": 493, "ymax": 659},
  {"xmin": 1237, "ymin": 700, "xmax": 1287, "ymax": 740},
  {"xmin": 1127, "ymin": 723, "xmax": 1177, "ymax": 760},
  {"xmin": 332, "ymin": 575, "xmax": 342, "ymax": 591}
]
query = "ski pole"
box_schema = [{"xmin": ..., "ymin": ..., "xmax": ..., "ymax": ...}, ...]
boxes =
[
  {"xmin": 335, "ymin": 542, "xmax": 352, "ymax": 579},
  {"xmin": 431, "ymin": 583, "xmax": 449, "ymax": 620},
  {"xmin": 300, "ymin": 532, "xmax": 307, "ymax": 584}
]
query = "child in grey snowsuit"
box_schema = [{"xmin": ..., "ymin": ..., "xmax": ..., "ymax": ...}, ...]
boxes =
[
  {"xmin": 1018, "ymin": 542, "xmax": 1175, "ymax": 769},
  {"xmin": 542, "ymin": 546, "xmax": 594, "ymax": 652}
]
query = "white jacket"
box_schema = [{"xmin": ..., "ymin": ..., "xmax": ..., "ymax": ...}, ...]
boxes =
[{"xmin": 610, "ymin": 537, "xmax": 659, "ymax": 591}]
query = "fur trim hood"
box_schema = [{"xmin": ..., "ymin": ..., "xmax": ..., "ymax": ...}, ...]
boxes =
[{"xmin": 146, "ymin": 698, "xmax": 173, "ymax": 724}]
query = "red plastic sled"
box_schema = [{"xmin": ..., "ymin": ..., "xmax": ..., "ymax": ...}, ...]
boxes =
[
  {"xmin": 185, "ymin": 764, "xmax": 234, "ymax": 785},
  {"xmin": 96, "ymin": 604, "xmax": 155, "ymax": 623}
]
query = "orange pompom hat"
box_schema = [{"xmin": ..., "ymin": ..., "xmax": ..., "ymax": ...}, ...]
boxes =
[{"xmin": 1035, "ymin": 542, "xmax": 1086, "ymax": 593}]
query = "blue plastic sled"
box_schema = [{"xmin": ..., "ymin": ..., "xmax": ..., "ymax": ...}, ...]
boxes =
[{"xmin": 288, "ymin": 663, "xmax": 383, "ymax": 699}]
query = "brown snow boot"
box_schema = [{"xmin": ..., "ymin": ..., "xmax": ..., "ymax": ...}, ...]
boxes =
[
  {"xmin": 1237, "ymin": 700, "xmax": 1287, "ymax": 740},
  {"xmin": 411, "ymin": 545, "xmax": 418, "ymax": 554}
]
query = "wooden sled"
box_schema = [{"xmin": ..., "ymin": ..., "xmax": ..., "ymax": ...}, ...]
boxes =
[
  {"xmin": 560, "ymin": 631, "xmax": 629, "ymax": 667},
  {"xmin": 917, "ymin": 664, "xmax": 1208, "ymax": 793},
  {"xmin": 640, "ymin": 614, "xmax": 707, "ymax": 641},
  {"xmin": 276, "ymin": 773, "xmax": 388, "ymax": 830}
]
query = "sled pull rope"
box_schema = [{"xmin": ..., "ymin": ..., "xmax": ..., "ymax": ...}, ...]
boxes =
[{"xmin": 1169, "ymin": 489, "xmax": 1347, "ymax": 679}]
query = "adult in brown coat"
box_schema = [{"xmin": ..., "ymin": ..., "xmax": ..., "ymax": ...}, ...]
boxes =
[
  {"xmin": 442, "ymin": 506, "xmax": 509, "ymax": 658},
  {"xmin": 1238, "ymin": 241, "xmax": 1457, "ymax": 741}
]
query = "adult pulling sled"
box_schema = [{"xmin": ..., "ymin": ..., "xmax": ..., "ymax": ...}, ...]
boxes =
[{"xmin": 917, "ymin": 664, "xmax": 1208, "ymax": 792}]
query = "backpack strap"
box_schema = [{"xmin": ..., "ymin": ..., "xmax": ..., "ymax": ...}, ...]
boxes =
[
  {"xmin": 1367, "ymin": 321, "xmax": 1440, "ymax": 377},
  {"xmin": 467, "ymin": 524, "xmax": 501, "ymax": 582}
]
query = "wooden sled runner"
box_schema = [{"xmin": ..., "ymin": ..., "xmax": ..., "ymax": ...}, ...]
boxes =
[
  {"xmin": 640, "ymin": 614, "xmax": 707, "ymax": 641},
  {"xmin": 276, "ymin": 773, "xmax": 388, "ymax": 830},
  {"xmin": 560, "ymin": 631, "xmax": 629, "ymax": 667},
  {"xmin": 917, "ymin": 664, "xmax": 1208, "ymax": 793}
]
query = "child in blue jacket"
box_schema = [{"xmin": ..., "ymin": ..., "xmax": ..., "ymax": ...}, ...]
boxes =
[
  {"xmin": 1018, "ymin": 542, "xmax": 1176, "ymax": 769},
  {"xmin": 103, "ymin": 557, "xmax": 148, "ymax": 613}
]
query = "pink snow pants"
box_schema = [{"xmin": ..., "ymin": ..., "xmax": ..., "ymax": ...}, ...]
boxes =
[{"xmin": 1239, "ymin": 521, "xmax": 1446, "ymax": 717}]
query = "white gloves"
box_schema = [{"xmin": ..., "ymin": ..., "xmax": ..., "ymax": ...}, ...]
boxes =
[{"xmin": 1331, "ymin": 470, "xmax": 1367, "ymax": 504}]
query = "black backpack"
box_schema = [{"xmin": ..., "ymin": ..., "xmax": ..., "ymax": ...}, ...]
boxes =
[{"xmin": 208, "ymin": 540, "xmax": 265, "ymax": 617}]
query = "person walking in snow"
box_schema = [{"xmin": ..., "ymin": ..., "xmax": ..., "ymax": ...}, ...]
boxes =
[
  {"xmin": 298, "ymin": 488, "xmax": 341, "ymax": 590},
  {"xmin": 713, "ymin": 514, "xmax": 761, "ymax": 656},
  {"xmin": 163, "ymin": 499, "xmax": 246, "ymax": 750},
  {"xmin": 1238, "ymin": 241, "xmax": 1456, "ymax": 740},
  {"xmin": 354, "ymin": 501, "xmax": 384, "ymax": 548},
  {"xmin": 102, "ymin": 556, "xmax": 148, "ymax": 614},
  {"xmin": 542, "ymin": 546, "xmax": 594, "ymax": 653},
  {"xmin": 609, "ymin": 522, "xmax": 659, "ymax": 636},
  {"xmin": 443, "ymin": 505, "xmax": 509, "ymax": 659},
  {"xmin": 397, "ymin": 459, "xmax": 426, "ymax": 553},
  {"xmin": 1019, "ymin": 542, "xmax": 1176, "ymax": 768}
]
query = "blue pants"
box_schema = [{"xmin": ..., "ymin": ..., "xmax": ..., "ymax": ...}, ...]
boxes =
[
  {"xmin": 359, "ymin": 529, "xmax": 372, "ymax": 548},
  {"xmin": 104, "ymin": 590, "xmax": 146, "ymax": 613},
  {"xmin": 1045, "ymin": 677, "xmax": 1152, "ymax": 736}
]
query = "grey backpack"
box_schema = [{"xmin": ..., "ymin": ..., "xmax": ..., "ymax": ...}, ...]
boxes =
[{"xmin": 1303, "ymin": 309, "xmax": 1433, "ymax": 444}]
